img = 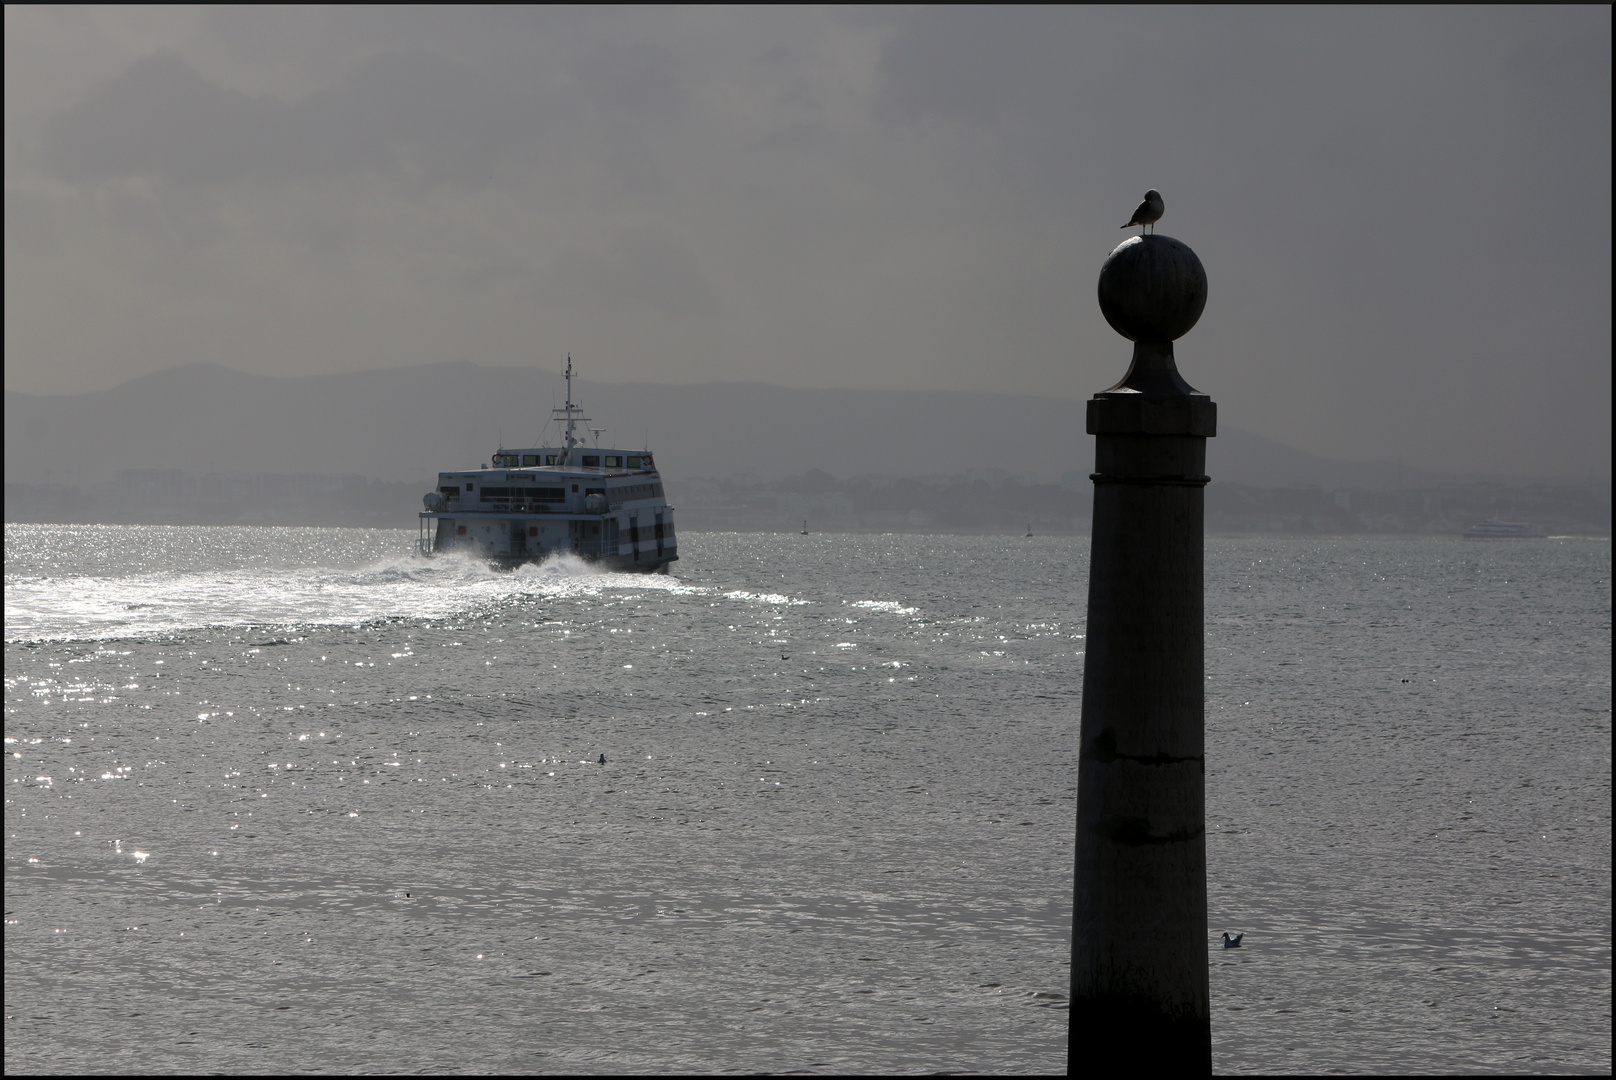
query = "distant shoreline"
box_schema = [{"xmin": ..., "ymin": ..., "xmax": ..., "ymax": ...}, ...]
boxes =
[
  {"xmin": 4, "ymin": 518, "xmax": 1609, "ymax": 541},
  {"xmin": 9, "ymin": 468, "xmax": 1608, "ymax": 540}
]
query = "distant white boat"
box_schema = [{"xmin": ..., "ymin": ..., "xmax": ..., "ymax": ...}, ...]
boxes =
[
  {"xmin": 1462, "ymin": 520, "xmax": 1546, "ymax": 540},
  {"xmin": 801, "ymin": 519, "xmax": 809, "ymax": 535}
]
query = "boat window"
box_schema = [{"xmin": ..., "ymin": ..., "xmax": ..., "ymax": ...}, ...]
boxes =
[
  {"xmin": 522, "ymin": 455, "xmax": 539, "ymax": 467},
  {"xmin": 604, "ymin": 456, "xmax": 621, "ymax": 468},
  {"xmin": 465, "ymin": 483, "xmax": 474, "ymax": 492},
  {"xmin": 479, "ymin": 486, "xmax": 565, "ymax": 501},
  {"xmin": 545, "ymin": 455, "xmax": 557, "ymax": 466},
  {"xmin": 627, "ymin": 456, "xmax": 642, "ymax": 469},
  {"xmin": 571, "ymin": 484, "xmax": 579, "ymax": 493},
  {"xmin": 606, "ymin": 482, "xmax": 666, "ymax": 501},
  {"xmin": 582, "ymin": 455, "xmax": 600, "ymax": 467}
]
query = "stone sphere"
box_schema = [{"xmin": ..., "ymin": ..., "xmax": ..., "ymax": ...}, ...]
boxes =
[{"xmin": 1097, "ymin": 234, "xmax": 1207, "ymax": 342}]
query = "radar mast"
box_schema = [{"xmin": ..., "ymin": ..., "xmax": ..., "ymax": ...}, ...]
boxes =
[{"xmin": 553, "ymin": 354, "xmax": 591, "ymax": 464}]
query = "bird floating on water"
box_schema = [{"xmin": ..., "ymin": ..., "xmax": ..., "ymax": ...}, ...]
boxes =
[
  {"xmin": 1222, "ymin": 932, "xmax": 1244, "ymax": 948},
  {"xmin": 598, "ymin": 753, "xmax": 606, "ymax": 765},
  {"xmin": 1122, "ymin": 189, "xmax": 1164, "ymax": 234}
]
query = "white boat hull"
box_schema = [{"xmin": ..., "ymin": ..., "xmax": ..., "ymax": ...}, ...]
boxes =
[{"xmin": 419, "ymin": 510, "xmax": 678, "ymax": 572}]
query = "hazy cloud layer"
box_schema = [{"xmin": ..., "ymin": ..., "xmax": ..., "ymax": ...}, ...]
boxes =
[{"xmin": 5, "ymin": 6, "xmax": 1610, "ymax": 476}]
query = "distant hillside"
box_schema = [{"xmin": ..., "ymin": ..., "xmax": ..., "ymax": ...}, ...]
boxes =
[{"xmin": 4, "ymin": 361, "xmax": 1512, "ymax": 491}]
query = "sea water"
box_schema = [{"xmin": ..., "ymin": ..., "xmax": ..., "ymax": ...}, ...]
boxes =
[{"xmin": 4, "ymin": 525, "xmax": 1610, "ymax": 1074}]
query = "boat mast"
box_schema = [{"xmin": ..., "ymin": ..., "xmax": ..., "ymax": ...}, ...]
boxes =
[{"xmin": 554, "ymin": 354, "xmax": 591, "ymax": 465}]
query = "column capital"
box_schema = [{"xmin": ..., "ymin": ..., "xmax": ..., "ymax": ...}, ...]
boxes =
[{"xmin": 1087, "ymin": 396, "xmax": 1217, "ymax": 437}]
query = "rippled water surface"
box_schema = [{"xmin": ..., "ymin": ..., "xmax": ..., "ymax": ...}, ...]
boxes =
[{"xmin": 5, "ymin": 525, "xmax": 1610, "ymax": 1074}]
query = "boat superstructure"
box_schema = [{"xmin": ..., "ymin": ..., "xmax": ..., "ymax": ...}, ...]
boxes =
[
  {"xmin": 1462, "ymin": 520, "xmax": 1546, "ymax": 540},
  {"xmin": 418, "ymin": 358, "xmax": 678, "ymax": 571}
]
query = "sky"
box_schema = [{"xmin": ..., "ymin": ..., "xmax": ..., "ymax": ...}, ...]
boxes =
[{"xmin": 5, "ymin": 6, "xmax": 1611, "ymax": 479}]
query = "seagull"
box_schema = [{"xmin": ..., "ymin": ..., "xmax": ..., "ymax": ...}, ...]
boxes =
[
  {"xmin": 598, "ymin": 753, "xmax": 606, "ymax": 765},
  {"xmin": 1222, "ymin": 932, "xmax": 1243, "ymax": 948},
  {"xmin": 1122, "ymin": 189, "xmax": 1165, "ymax": 234}
]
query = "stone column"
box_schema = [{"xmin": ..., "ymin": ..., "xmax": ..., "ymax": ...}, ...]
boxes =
[{"xmin": 1071, "ymin": 234, "xmax": 1215, "ymax": 1073}]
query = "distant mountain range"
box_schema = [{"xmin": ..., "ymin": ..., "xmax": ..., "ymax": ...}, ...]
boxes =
[{"xmin": 3, "ymin": 361, "xmax": 1531, "ymax": 491}]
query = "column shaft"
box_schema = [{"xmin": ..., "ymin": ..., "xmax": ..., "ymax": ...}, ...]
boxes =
[{"xmin": 1071, "ymin": 394, "xmax": 1212, "ymax": 1073}]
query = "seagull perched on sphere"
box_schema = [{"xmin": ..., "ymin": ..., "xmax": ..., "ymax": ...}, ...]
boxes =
[{"xmin": 1122, "ymin": 189, "xmax": 1164, "ymax": 234}]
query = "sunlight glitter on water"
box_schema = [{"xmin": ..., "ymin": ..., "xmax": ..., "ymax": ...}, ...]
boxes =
[
  {"xmin": 5, "ymin": 533, "xmax": 821, "ymax": 643},
  {"xmin": 4, "ymin": 527, "xmax": 1609, "ymax": 1075},
  {"xmin": 847, "ymin": 600, "xmax": 920, "ymax": 615}
]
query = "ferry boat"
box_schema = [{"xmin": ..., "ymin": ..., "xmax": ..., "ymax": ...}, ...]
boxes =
[
  {"xmin": 1462, "ymin": 520, "xmax": 1546, "ymax": 540},
  {"xmin": 418, "ymin": 358, "xmax": 677, "ymax": 571}
]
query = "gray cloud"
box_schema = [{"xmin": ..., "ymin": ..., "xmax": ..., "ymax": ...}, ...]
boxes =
[
  {"xmin": 4, "ymin": 6, "xmax": 1609, "ymax": 478},
  {"xmin": 869, "ymin": 8, "xmax": 1612, "ymax": 471},
  {"xmin": 555, "ymin": 227, "xmax": 718, "ymax": 317},
  {"xmin": 42, "ymin": 48, "xmax": 551, "ymax": 189}
]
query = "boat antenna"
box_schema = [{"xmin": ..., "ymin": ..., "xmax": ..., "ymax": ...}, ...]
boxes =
[
  {"xmin": 552, "ymin": 354, "xmax": 590, "ymax": 465},
  {"xmin": 589, "ymin": 427, "xmax": 606, "ymax": 445}
]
